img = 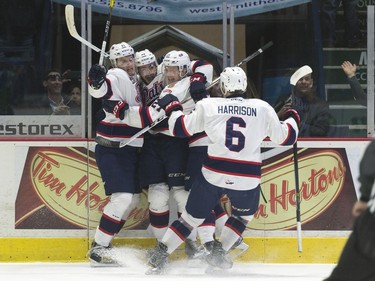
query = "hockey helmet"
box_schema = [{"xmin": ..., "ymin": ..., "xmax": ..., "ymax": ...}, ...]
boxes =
[
  {"xmin": 135, "ymin": 49, "xmax": 157, "ymax": 67},
  {"xmin": 163, "ymin": 50, "xmax": 191, "ymax": 78},
  {"xmin": 220, "ymin": 67, "xmax": 247, "ymax": 97},
  {"xmin": 109, "ymin": 42, "xmax": 134, "ymax": 67}
]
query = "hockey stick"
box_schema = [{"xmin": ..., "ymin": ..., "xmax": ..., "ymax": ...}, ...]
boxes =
[
  {"xmin": 99, "ymin": 0, "xmax": 115, "ymax": 65},
  {"xmin": 119, "ymin": 114, "xmax": 168, "ymax": 148},
  {"xmin": 118, "ymin": 41, "xmax": 274, "ymax": 148},
  {"xmin": 65, "ymin": 4, "xmax": 109, "ymax": 57},
  {"xmin": 207, "ymin": 41, "xmax": 273, "ymax": 90},
  {"xmin": 289, "ymin": 65, "xmax": 312, "ymax": 253}
]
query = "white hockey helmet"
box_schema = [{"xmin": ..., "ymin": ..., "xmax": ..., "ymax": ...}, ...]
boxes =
[
  {"xmin": 135, "ymin": 49, "xmax": 157, "ymax": 67},
  {"xmin": 163, "ymin": 50, "xmax": 191, "ymax": 78},
  {"xmin": 109, "ymin": 42, "xmax": 134, "ymax": 67},
  {"xmin": 220, "ymin": 67, "xmax": 247, "ymax": 97}
]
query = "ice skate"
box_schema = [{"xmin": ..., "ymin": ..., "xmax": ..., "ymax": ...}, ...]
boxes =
[
  {"xmin": 228, "ymin": 237, "xmax": 249, "ymax": 260},
  {"xmin": 88, "ymin": 241, "xmax": 120, "ymax": 267},
  {"xmin": 185, "ymin": 238, "xmax": 206, "ymax": 267},
  {"xmin": 146, "ymin": 242, "xmax": 169, "ymax": 275},
  {"xmin": 185, "ymin": 238, "xmax": 205, "ymax": 259},
  {"xmin": 203, "ymin": 240, "xmax": 233, "ymax": 270}
]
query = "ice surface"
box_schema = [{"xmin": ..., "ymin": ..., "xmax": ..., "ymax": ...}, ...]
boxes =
[{"xmin": 0, "ymin": 247, "xmax": 336, "ymax": 281}]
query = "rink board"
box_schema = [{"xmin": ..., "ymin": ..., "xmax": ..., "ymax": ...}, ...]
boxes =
[
  {"xmin": 0, "ymin": 236, "xmax": 347, "ymax": 263},
  {"xmin": 0, "ymin": 139, "xmax": 369, "ymax": 263}
]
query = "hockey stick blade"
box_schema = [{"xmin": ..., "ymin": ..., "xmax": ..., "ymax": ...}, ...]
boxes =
[
  {"xmin": 290, "ymin": 65, "xmax": 312, "ymax": 86},
  {"xmin": 65, "ymin": 5, "xmax": 109, "ymax": 57}
]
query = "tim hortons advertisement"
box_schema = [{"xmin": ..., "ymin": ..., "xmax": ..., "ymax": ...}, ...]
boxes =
[
  {"xmin": 15, "ymin": 147, "xmax": 149, "ymax": 230},
  {"xmin": 15, "ymin": 146, "xmax": 357, "ymax": 230}
]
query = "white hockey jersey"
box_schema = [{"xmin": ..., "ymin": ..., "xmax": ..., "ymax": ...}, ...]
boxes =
[
  {"xmin": 168, "ymin": 96, "xmax": 299, "ymax": 191},
  {"xmin": 88, "ymin": 68, "xmax": 160, "ymax": 147},
  {"xmin": 152, "ymin": 60, "xmax": 213, "ymax": 138}
]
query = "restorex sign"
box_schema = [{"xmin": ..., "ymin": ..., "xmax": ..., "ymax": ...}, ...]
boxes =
[{"xmin": 0, "ymin": 116, "xmax": 82, "ymax": 138}]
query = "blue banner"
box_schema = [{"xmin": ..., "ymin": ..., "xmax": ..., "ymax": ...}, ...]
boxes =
[{"xmin": 52, "ymin": 0, "xmax": 311, "ymax": 22}]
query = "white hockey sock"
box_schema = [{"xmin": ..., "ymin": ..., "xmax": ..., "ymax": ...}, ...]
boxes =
[
  {"xmin": 94, "ymin": 226, "xmax": 114, "ymax": 247},
  {"xmin": 197, "ymin": 225, "xmax": 216, "ymax": 244},
  {"xmin": 214, "ymin": 212, "xmax": 229, "ymax": 238},
  {"xmin": 162, "ymin": 227, "xmax": 185, "ymax": 254},
  {"xmin": 220, "ymin": 226, "xmax": 240, "ymax": 252},
  {"xmin": 151, "ymin": 225, "xmax": 168, "ymax": 241}
]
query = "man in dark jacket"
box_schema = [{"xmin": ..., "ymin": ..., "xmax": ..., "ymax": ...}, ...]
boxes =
[{"xmin": 274, "ymin": 66, "xmax": 331, "ymax": 137}]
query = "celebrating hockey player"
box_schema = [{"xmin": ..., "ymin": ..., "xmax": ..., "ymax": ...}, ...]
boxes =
[
  {"xmin": 146, "ymin": 66, "xmax": 300, "ymax": 274},
  {"xmin": 139, "ymin": 50, "xmax": 213, "ymax": 258},
  {"xmin": 86, "ymin": 42, "xmax": 161, "ymax": 266}
]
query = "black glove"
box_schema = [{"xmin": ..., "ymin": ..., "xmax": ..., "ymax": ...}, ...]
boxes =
[
  {"xmin": 282, "ymin": 109, "xmax": 301, "ymax": 128},
  {"xmin": 102, "ymin": 100, "xmax": 129, "ymax": 120},
  {"xmin": 157, "ymin": 94, "xmax": 182, "ymax": 116},
  {"xmin": 88, "ymin": 64, "xmax": 107, "ymax": 89},
  {"xmin": 190, "ymin": 72, "xmax": 208, "ymax": 102}
]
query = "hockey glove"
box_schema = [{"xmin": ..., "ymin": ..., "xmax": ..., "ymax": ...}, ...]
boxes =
[
  {"xmin": 157, "ymin": 94, "xmax": 182, "ymax": 116},
  {"xmin": 282, "ymin": 109, "xmax": 301, "ymax": 128},
  {"xmin": 102, "ymin": 100, "xmax": 129, "ymax": 120},
  {"xmin": 88, "ymin": 64, "xmax": 107, "ymax": 89},
  {"xmin": 190, "ymin": 72, "xmax": 208, "ymax": 102}
]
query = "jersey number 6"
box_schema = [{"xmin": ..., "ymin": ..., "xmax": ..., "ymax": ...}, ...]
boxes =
[{"xmin": 225, "ymin": 117, "xmax": 245, "ymax": 152}]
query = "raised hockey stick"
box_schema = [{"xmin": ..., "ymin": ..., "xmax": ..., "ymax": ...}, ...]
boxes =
[
  {"xmin": 65, "ymin": 4, "xmax": 109, "ymax": 58},
  {"xmin": 99, "ymin": 0, "xmax": 115, "ymax": 65},
  {"xmin": 289, "ymin": 65, "xmax": 312, "ymax": 253},
  {"xmin": 207, "ymin": 41, "xmax": 273, "ymax": 90},
  {"xmin": 119, "ymin": 41, "xmax": 274, "ymax": 148}
]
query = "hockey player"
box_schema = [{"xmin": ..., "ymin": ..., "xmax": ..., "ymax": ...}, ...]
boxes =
[
  {"xmin": 134, "ymin": 49, "xmax": 163, "ymax": 106},
  {"xmin": 102, "ymin": 49, "xmax": 232, "ymax": 259},
  {"xmin": 147, "ymin": 66, "xmax": 300, "ymax": 274},
  {"xmin": 86, "ymin": 42, "xmax": 161, "ymax": 267},
  {"xmin": 139, "ymin": 50, "xmax": 213, "ymax": 258},
  {"xmin": 104, "ymin": 49, "xmax": 211, "ymax": 258}
]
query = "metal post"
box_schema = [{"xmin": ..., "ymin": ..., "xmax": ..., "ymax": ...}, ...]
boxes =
[
  {"xmin": 222, "ymin": 0, "xmax": 228, "ymax": 69},
  {"xmin": 367, "ymin": 6, "xmax": 375, "ymax": 137},
  {"xmin": 230, "ymin": 0, "xmax": 234, "ymax": 66},
  {"xmin": 81, "ymin": 0, "xmax": 87, "ymax": 138},
  {"xmin": 87, "ymin": 5, "xmax": 92, "ymax": 139}
]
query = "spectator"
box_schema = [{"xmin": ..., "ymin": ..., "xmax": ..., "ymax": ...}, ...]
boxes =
[
  {"xmin": 341, "ymin": 60, "xmax": 366, "ymax": 105},
  {"xmin": 320, "ymin": 0, "xmax": 363, "ymax": 48},
  {"xmin": 323, "ymin": 139, "xmax": 375, "ymax": 281},
  {"xmin": 41, "ymin": 69, "xmax": 70, "ymax": 115},
  {"xmin": 65, "ymin": 84, "xmax": 81, "ymax": 115},
  {"xmin": 274, "ymin": 65, "xmax": 331, "ymax": 137}
]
